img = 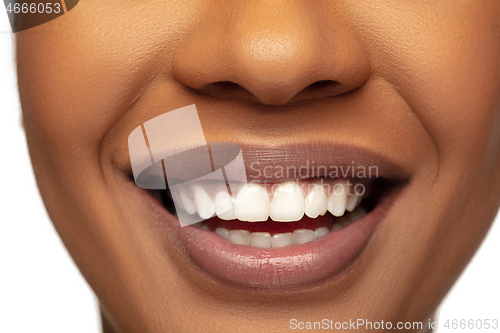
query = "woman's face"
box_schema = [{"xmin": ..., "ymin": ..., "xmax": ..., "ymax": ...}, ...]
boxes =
[{"xmin": 16, "ymin": 0, "xmax": 500, "ymax": 331}]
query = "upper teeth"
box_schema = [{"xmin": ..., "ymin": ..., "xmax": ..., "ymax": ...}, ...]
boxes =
[
  {"xmin": 170, "ymin": 180, "xmax": 365, "ymax": 222},
  {"xmin": 270, "ymin": 182, "xmax": 305, "ymax": 222},
  {"xmin": 304, "ymin": 184, "xmax": 327, "ymax": 218},
  {"xmin": 235, "ymin": 183, "xmax": 270, "ymax": 222}
]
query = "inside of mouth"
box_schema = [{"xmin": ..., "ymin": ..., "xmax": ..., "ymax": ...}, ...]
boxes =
[
  {"xmin": 152, "ymin": 177, "xmax": 389, "ymax": 248},
  {"xmin": 206, "ymin": 214, "xmax": 338, "ymax": 234}
]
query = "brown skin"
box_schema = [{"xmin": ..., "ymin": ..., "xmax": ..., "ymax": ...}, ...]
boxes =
[{"xmin": 16, "ymin": 0, "xmax": 500, "ymax": 332}]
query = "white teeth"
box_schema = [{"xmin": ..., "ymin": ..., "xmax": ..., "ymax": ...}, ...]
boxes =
[
  {"xmin": 222, "ymin": 229, "xmax": 321, "ymax": 247},
  {"xmin": 271, "ymin": 232, "xmax": 294, "ymax": 248},
  {"xmin": 193, "ymin": 185, "xmax": 215, "ymax": 219},
  {"xmin": 174, "ymin": 180, "xmax": 367, "ymax": 231},
  {"xmin": 250, "ymin": 232, "xmax": 272, "ymax": 248},
  {"xmin": 304, "ymin": 184, "xmax": 327, "ymax": 218},
  {"xmin": 346, "ymin": 193, "xmax": 361, "ymax": 212},
  {"xmin": 170, "ymin": 190, "xmax": 185, "ymax": 211},
  {"xmin": 270, "ymin": 182, "xmax": 305, "ymax": 222},
  {"xmin": 180, "ymin": 192, "xmax": 197, "ymax": 215},
  {"xmin": 221, "ymin": 224, "xmax": 355, "ymax": 247},
  {"xmin": 235, "ymin": 183, "xmax": 270, "ymax": 222},
  {"xmin": 346, "ymin": 206, "xmax": 367, "ymax": 222},
  {"xmin": 327, "ymin": 183, "xmax": 347, "ymax": 217},
  {"xmin": 215, "ymin": 227, "xmax": 229, "ymax": 239},
  {"xmin": 214, "ymin": 198, "xmax": 367, "ymax": 247},
  {"xmin": 293, "ymin": 229, "xmax": 317, "ymax": 244},
  {"xmin": 314, "ymin": 227, "xmax": 329, "ymax": 238},
  {"xmin": 215, "ymin": 191, "xmax": 237, "ymax": 220},
  {"xmin": 227, "ymin": 229, "xmax": 250, "ymax": 245}
]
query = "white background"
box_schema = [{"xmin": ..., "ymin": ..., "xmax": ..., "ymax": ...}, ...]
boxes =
[{"xmin": 0, "ymin": 9, "xmax": 499, "ymax": 333}]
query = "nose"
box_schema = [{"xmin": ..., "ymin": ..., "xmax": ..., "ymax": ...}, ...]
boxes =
[{"xmin": 171, "ymin": 2, "xmax": 371, "ymax": 106}]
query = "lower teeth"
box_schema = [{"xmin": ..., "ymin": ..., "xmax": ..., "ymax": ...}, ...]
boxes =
[{"xmin": 195, "ymin": 206, "xmax": 367, "ymax": 248}]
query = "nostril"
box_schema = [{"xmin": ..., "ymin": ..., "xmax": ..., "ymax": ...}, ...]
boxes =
[
  {"xmin": 195, "ymin": 81, "xmax": 254, "ymax": 100},
  {"xmin": 211, "ymin": 81, "xmax": 242, "ymax": 90},
  {"xmin": 303, "ymin": 80, "xmax": 340, "ymax": 92},
  {"xmin": 194, "ymin": 79, "xmax": 344, "ymax": 105}
]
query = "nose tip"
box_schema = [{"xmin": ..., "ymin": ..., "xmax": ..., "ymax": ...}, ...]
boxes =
[
  {"xmin": 225, "ymin": 36, "xmax": 332, "ymax": 105},
  {"xmin": 171, "ymin": 4, "xmax": 371, "ymax": 106}
]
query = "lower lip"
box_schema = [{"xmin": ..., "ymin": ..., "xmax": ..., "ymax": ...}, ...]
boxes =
[{"xmin": 144, "ymin": 188, "xmax": 393, "ymax": 291}]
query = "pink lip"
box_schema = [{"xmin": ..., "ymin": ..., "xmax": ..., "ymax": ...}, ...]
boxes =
[{"xmin": 183, "ymin": 221, "xmax": 377, "ymax": 290}]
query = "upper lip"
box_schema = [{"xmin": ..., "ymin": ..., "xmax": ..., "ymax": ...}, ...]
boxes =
[
  {"xmin": 237, "ymin": 142, "xmax": 409, "ymax": 181},
  {"xmin": 122, "ymin": 141, "xmax": 410, "ymax": 184}
]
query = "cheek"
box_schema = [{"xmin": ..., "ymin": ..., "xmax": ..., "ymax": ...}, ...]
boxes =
[
  {"xmin": 16, "ymin": 0, "xmax": 203, "ymax": 162},
  {"xmin": 406, "ymin": 20, "xmax": 500, "ymax": 173},
  {"xmin": 351, "ymin": 1, "xmax": 500, "ymax": 172}
]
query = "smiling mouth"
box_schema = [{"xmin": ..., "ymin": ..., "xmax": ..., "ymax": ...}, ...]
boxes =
[
  {"xmin": 136, "ymin": 144, "xmax": 406, "ymax": 290},
  {"xmin": 159, "ymin": 178, "xmax": 376, "ymax": 248}
]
